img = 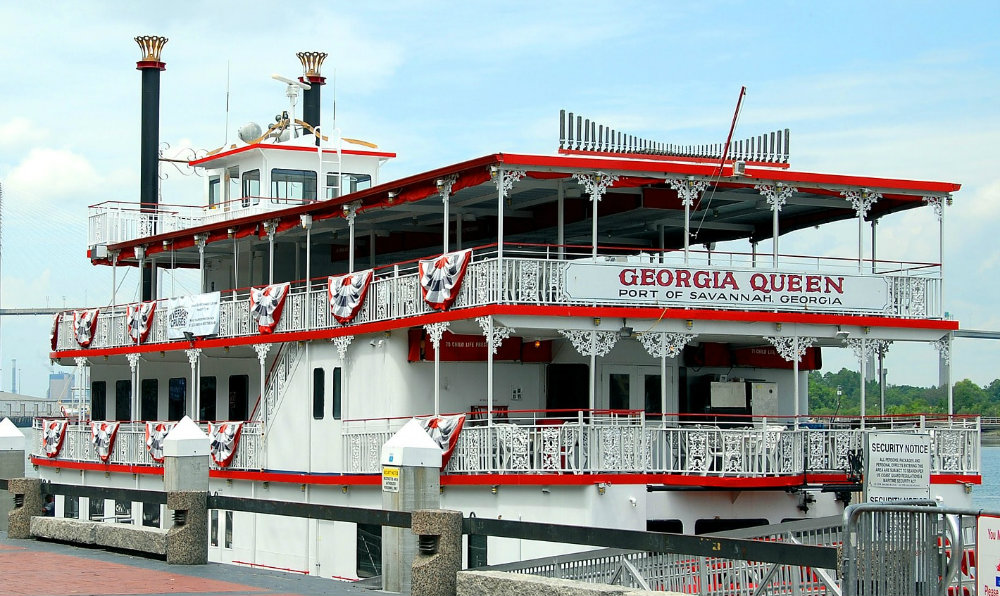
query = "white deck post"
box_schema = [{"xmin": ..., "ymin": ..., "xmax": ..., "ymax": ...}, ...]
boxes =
[
  {"xmin": 254, "ymin": 344, "xmax": 271, "ymax": 426},
  {"xmin": 127, "ymin": 353, "xmax": 140, "ymax": 421},
  {"xmin": 670, "ymin": 178, "xmax": 709, "ymax": 266},
  {"xmin": 575, "ymin": 172, "xmax": 618, "ymax": 260},
  {"xmin": 437, "ymin": 176, "xmax": 456, "ymax": 254},
  {"xmin": 185, "ymin": 348, "xmax": 201, "ymax": 420},
  {"xmin": 491, "ymin": 168, "xmax": 524, "ymax": 300},
  {"xmin": 479, "ymin": 317, "xmax": 513, "ymax": 429},
  {"xmin": 264, "ymin": 220, "xmax": 278, "ymax": 285},
  {"xmin": 424, "ymin": 323, "xmax": 449, "ymax": 418},
  {"xmin": 557, "ymin": 181, "xmax": 565, "ymax": 259},
  {"xmin": 755, "ymin": 183, "xmax": 795, "ymax": 269},
  {"xmin": 195, "ymin": 234, "xmax": 207, "ymax": 292},
  {"xmin": 346, "ymin": 205, "xmax": 356, "ymax": 273},
  {"xmin": 301, "ymin": 215, "xmax": 313, "ymax": 330},
  {"xmin": 842, "ymin": 189, "xmax": 880, "ymax": 274}
]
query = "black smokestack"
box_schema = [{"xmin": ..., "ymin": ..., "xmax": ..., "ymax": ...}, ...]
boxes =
[
  {"xmin": 297, "ymin": 52, "xmax": 327, "ymax": 146},
  {"xmin": 135, "ymin": 35, "xmax": 167, "ymax": 301}
]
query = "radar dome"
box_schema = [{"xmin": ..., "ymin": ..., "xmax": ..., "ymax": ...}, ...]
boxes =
[{"xmin": 238, "ymin": 122, "xmax": 263, "ymax": 143}]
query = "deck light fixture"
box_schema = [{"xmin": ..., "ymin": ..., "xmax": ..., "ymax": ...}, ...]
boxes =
[
  {"xmin": 685, "ymin": 320, "xmax": 693, "ymax": 329},
  {"xmin": 775, "ymin": 322, "xmax": 782, "ymax": 332},
  {"xmin": 134, "ymin": 245, "xmax": 145, "ymax": 260},
  {"xmin": 593, "ymin": 317, "xmax": 601, "ymax": 327},
  {"xmin": 835, "ymin": 329, "xmax": 850, "ymax": 340},
  {"xmin": 387, "ymin": 191, "xmax": 397, "ymax": 204},
  {"xmin": 619, "ymin": 326, "xmax": 633, "ymax": 339}
]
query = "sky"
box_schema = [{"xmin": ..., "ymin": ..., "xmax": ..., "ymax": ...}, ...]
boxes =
[{"xmin": 0, "ymin": 1, "xmax": 998, "ymax": 397}]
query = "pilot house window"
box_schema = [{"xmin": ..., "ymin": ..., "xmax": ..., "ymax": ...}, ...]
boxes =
[{"xmin": 271, "ymin": 168, "xmax": 316, "ymax": 203}]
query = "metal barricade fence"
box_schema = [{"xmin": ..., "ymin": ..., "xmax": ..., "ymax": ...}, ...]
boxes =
[{"xmin": 842, "ymin": 502, "xmax": 979, "ymax": 596}]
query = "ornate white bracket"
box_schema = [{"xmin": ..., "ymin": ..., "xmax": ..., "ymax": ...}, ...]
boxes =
[
  {"xmin": 754, "ymin": 183, "xmax": 797, "ymax": 212},
  {"xmin": 558, "ymin": 329, "xmax": 619, "ymax": 357},
  {"xmin": 667, "ymin": 177, "xmax": 711, "ymax": 207},
  {"xmin": 845, "ymin": 337, "xmax": 892, "ymax": 361},
  {"xmin": 932, "ymin": 335, "xmax": 951, "ymax": 365},
  {"xmin": 764, "ymin": 336, "xmax": 816, "ymax": 362},
  {"xmin": 574, "ymin": 172, "xmax": 620, "ymax": 202},
  {"xmin": 126, "ymin": 353, "xmax": 141, "ymax": 372},
  {"xmin": 638, "ymin": 332, "xmax": 697, "ymax": 359},
  {"xmin": 262, "ymin": 219, "xmax": 279, "ymax": 238},
  {"xmin": 73, "ymin": 356, "xmax": 88, "ymax": 369},
  {"xmin": 491, "ymin": 168, "xmax": 526, "ymax": 198},
  {"xmin": 184, "ymin": 348, "xmax": 202, "ymax": 367},
  {"xmin": 476, "ymin": 316, "xmax": 515, "ymax": 354},
  {"xmin": 922, "ymin": 195, "xmax": 946, "ymax": 222},
  {"xmin": 253, "ymin": 343, "xmax": 272, "ymax": 364},
  {"xmin": 424, "ymin": 322, "xmax": 451, "ymax": 349},
  {"xmin": 841, "ymin": 188, "xmax": 882, "ymax": 218},
  {"xmin": 332, "ymin": 335, "xmax": 354, "ymax": 361}
]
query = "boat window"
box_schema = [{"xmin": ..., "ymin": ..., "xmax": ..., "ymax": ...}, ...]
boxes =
[
  {"xmin": 644, "ymin": 374, "xmax": 662, "ymax": 416},
  {"xmin": 228, "ymin": 375, "xmax": 249, "ymax": 421},
  {"xmin": 200, "ymin": 376, "xmax": 217, "ymax": 422},
  {"xmin": 271, "ymin": 168, "xmax": 317, "ymax": 203},
  {"xmin": 208, "ymin": 176, "xmax": 221, "ymax": 209},
  {"xmin": 91, "ymin": 381, "xmax": 107, "ymax": 420},
  {"xmin": 141, "ymin": 379, "xmax": 158, "ymax": 421},
  {"xmin": 63, "ymin": 495, "xmax": 79, "ymax": 519},
  {"xmin": 356, "ymin": 523, "xmax": 382, "ymax": 578},
  {"xmin": 115, "ymin": 500, "xmax": 131, "ymax": 521},
  {"xmin": 332, "ymin": 367, "xmax": 342, "ymax": 419},
  {"xmin": 210, "ymin": 510, "xmax": 219, "ymax": 546},
  {"xmin": 694, "ymin": 518, "xmax": 768, "ymax": 535},
  {"xmin": 313, "ymin": 368, "xmax": 325, "ymax": 419},
  {"xmin": 545, "ymin": 363, "xmax": 589, "ymax": 411},
  {"xmin": 168, "ymin": 377, "xmax": 186, "ymax": 421},
  {"xmin": 242, "ymin": 169, "xmax": 260, "ymax": 207},
  {"xmin": 326, "ymin": 172, "xmax": 372, "ymax": 199},
  {"xmin": 115, "ymin": 379, "xmax": 131, "ymax": 422},
  {"xmin": 647, "ymin": 519, "xmax": 683, "ymax": 533},
  {"xmin": 89, "ymin": 497, "xmax": 104, "ymax": 521},
  {"xmin": 225, "ymin": 511, "xmax": 233, "ymax": 548},
  {"xmin": 142, "ymin": 503, "xmax": 160, "ymax": 528}
]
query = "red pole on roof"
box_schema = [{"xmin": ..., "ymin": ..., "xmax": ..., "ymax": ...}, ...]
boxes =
[{"xmin": 717, "ymin": 86, "xmax": 746, "ymax": 176}]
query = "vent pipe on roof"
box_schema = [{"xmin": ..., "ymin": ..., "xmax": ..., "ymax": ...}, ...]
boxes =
[
  {"xmin": 297, "ymin": 52, "xmax": 327, "ymax": 146},
  {"xmin": 135, "ymin": 35, "xmax": 167, "ymax": 302}
]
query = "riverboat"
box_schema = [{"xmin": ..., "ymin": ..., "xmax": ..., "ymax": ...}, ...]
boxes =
[{"xmin": 31, "ymin": 38, "xmax": 979, "ymax": 580}]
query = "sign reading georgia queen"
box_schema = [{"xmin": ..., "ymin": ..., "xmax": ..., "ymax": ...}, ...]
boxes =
[{"xmin": 563, "ymin": 262, "xmax": 890, "ymax": 313}]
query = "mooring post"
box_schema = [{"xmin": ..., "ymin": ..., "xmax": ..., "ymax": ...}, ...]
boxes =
[
  {"xmin": 0, "ymin": 418, "xmax": 26, "ymax": 532},
  {"xmin": 381, "ymin": 420, "xmax": 443, "ymax": 594},
  {"xmin": 411, "ymin": 509, "xmax": 463, "ymax": 596},
  {"xmin": 162, "ymin": 416, "xmax": 209, "ymax": 564}
]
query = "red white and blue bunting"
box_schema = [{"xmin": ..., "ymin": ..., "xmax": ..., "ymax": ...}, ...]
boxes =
[
  {"xmin": 328, "ymin": 269, "xmax": 373, "ymax": 324},
  {"xmin": 249, "ymin": 283, "xmax": 290, "ymax": 334},
  {"xmin": 90, "ymin": 421, "xmax": 120, "ymax": 462},
  {"xmin": 418, "ymin": 414, "xmax": 466, "ymax": 468},
  {"xmin": 73, "ymin": 308, "xmax": 100, "ymax": 347},
  {"xmin": 419, "ymin": 250, "xmax": 471, "ymax": 311},
  {"xmin": 42, "ymin": 419, "xmax": 68, "ymax": 458},
  {"xmin": 145, "ymin": 421, "xmax": 175, "ymax": 463},
  {"xmin": 127, "ymin": 301, "xmax": 156, "ymax": 344},
  {"xmin": 208, "ymin": 422, "xmax": 243, "ymax": 468},
  {"xmin": 50, "ymin": 313, "xmax": 61, "ymax": 351}
]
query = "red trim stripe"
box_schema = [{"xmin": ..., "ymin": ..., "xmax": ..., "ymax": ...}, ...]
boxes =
[
  {"xmin": 51, "ymin": 303, "xmax": 959, "ymax": 359},
  {"xmin": 30, "ymin": 457, "xmax": 981, "ymax": 488}
]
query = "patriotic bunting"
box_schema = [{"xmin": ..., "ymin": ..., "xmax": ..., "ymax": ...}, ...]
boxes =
[
  {"xmin": 73, "ymin": 308, "xmax": 100, "ymax": 347},
  {"xmin": 42, "ymin": 420, "xmax": 68, "ymax": 458},
  {"xmin": 418, "ymin": 250, "xmax": 471, "ymax": 311},
  {"xmin": 50, "ymin": 313, "xmax": 61, "ymax": 351},
  {"xmin": 249, "ymin": 283, "xmax": 290, "ymax": 334},
  {"xmin": 145, "ymin": 421, "xmax": 175, "ymax": 463},
  {"xmin": 328, "ymin": 269, "xmax": 374, "ymax": 324},
  {"xmin": 418, "ymin": 414, "xmax": 466, "ymax": 468},
  {"xmin": 127, "ymin": 301, "xmax": 156, "ymax": 344},
  {"xmin": 208, "ymin": 422, "xmax": 244, "ymax": 467},
  {"xmin": 90, "ymin": 421, "xmax": 120, "ymax": 462}
]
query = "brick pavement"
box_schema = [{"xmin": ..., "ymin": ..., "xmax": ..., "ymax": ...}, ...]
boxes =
[{"xmin": 0, "ymin": 532, "xmax": 381, "ymax": 596}]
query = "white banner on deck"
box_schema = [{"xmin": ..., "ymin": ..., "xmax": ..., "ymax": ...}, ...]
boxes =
[
  {"xmin": 167, "ymin": 291, "xmax": 221, "ymax": 339},
  {"xmin": 562, "ymin": 261, "xmax": 890, "ymax": 313}
]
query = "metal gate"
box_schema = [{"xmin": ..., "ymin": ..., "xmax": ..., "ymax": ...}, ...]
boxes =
[{"xmin": 842, "ymin": 503, "xmax": 975, "ymax": 596}]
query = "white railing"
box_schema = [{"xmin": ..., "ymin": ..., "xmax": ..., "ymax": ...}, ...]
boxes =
[
  {"xmin": 54, "ymin": 251, "xmax": 944, "ymax": 352},
  {"xmin": 343, "ymin": 414, "xmax": 980, "ymax": 478},
  {"xmin": 31, "ymin": 420, "xmax": 263, "ymax": 471}
]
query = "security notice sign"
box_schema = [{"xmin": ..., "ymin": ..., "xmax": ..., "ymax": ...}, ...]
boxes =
[
  {"xmin": 382, "ymin": 466, "xmax": 399, "ymax": 493},
  {"xmin": 864, "ymin": 431, "xmax": 931, "ymax": 503},
  {"xmin": 977, "ymin": 514, "xmax": 1000, "ymax": 596}
]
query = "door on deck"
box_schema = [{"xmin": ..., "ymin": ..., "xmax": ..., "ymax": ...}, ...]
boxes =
[{"xmin": 601, "ymin": 365, "xmax": 676, "ymax": 422}]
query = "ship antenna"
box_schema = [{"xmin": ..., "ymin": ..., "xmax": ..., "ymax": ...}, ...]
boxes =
[
  {"xmin": 693, "ymin": 86, "xmax": 746, "ymax": 239},
  {"xmin": 224, "ymin": 60, "xmax": 231, "ymax": 146},
  {"xmin": 332, "ymin": 68, "xmax": 337, "ymax": 130}
]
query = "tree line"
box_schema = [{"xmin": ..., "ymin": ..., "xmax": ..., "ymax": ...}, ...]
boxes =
[{"xmin": 808, "ymin": 368, "xmax": 1000, "ymax": 417}]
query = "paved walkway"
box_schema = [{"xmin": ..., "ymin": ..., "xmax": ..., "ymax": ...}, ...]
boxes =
[{"xmin": 0, "ymin": 532, "xmax": 385, "ymax": 596}]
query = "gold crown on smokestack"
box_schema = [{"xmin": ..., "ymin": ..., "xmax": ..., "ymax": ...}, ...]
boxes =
[
  {"xmin": 297, "ymin": 51, "xmax": 327, "ymax": 77},
  {"xmin": 135, "ymin": 35, "xmax": 168, "ymax": 62}
]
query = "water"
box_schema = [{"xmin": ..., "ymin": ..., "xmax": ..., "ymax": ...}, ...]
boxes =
[{"xmin": 973, "ymin": 445, "xmax": 1000, "ymax": 510}]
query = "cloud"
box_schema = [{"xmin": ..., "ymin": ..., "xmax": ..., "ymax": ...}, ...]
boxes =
[
  {"xmin": 0, "ymin": 118, "xmax": 38, "ymax": 151},
  {"xmin": 6, "ymin": 148, "xmax": 102, "ymax": 205}
]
